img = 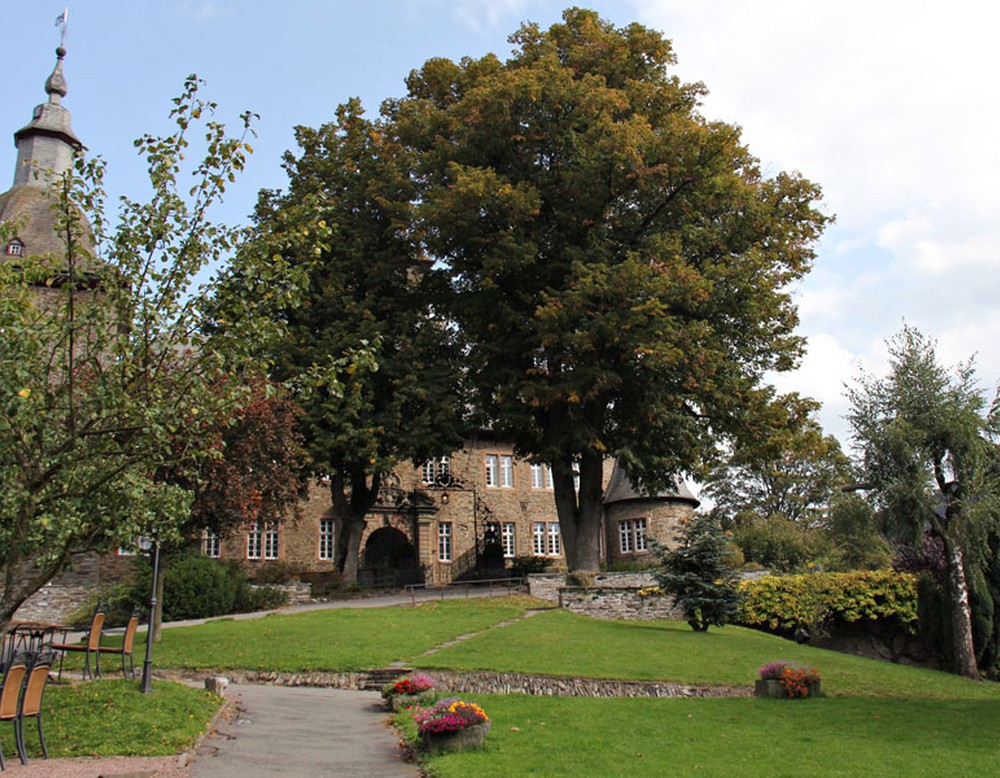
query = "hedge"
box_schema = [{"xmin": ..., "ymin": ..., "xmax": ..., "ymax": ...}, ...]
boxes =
[{"xmin": 737, "ymin": 569, "xmax": 918, "ymax": 634}]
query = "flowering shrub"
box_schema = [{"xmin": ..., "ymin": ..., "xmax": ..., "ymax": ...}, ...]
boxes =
[
  {"xmin": 780, "ymin": 665, "xmax": 820, "ymax": 697},
  {"xmin": 385, "ymin": 673, "xmax": 436, "ymax": 698},
  {"xmin": 758, "ymin": 661, "xmax": 820, "ymax": 697},
  {"xmin": 414, "ymin": 697, "xmax": 490, "ymax": 735},
  {"xmin": 757, "ymin": 661, "xmax": 789, "ymax": 680}
]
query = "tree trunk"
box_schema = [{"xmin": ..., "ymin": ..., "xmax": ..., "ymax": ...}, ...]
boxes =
[
  {"xmin": 329, "ymin": 470, "xmax": 382, "ymax": 585},
  {"xmin": 943, "ymin": 536, "xmax": 980, "ymax": 679},
  {"xmin": 553, "ymin": 451, "xmax": 604, "ymax": 573}
]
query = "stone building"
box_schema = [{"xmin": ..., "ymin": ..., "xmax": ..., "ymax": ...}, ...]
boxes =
[{"xmin": 205, "ymin": 432, "xmax": 699, "ymax": 586}]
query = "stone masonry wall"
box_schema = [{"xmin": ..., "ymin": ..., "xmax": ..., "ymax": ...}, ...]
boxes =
[{"xmin": 528, "ymin": 572, "xmax": 683, "ymax": 621}]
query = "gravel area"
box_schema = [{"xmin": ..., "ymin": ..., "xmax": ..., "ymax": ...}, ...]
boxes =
[{"xmin": 0, "ymin": 754, "xmax": 190, "ymax": 777}]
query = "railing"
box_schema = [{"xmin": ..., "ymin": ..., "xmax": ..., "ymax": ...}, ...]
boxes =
[{"xmin": 403, "ymin": 577, "xmax": 526, "ymax": 606}]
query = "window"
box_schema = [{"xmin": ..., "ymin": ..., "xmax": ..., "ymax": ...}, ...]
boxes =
[
  {"xmin": 573, "ymin": 461, "xmax": 580, "ymax": 491},
  {"xmin": 501, "ymin": 522, "xmax": 516, "ymax": 558},
  {"xmin": 247, "ymin": 523, "xmax": 262, "ymax": 560},
  {"xmin": 532, "ymin": 522, "xmax": 546, "ymax": 556},
  {"xmin": 438, "ymin": 522, "xmax": 453, "ymax": 562},
  {"xmin": 499, "ymin": 455, "xmax": 514, "ymax": 488},
  {"xmin": 264, "ymin": 522, "xmax": 280, "ymax": 560},
  {"xmin": 619, "ymin": 518, "xmax": 648, "ymax": 554},
  {"xmin": 116, "ymin": 546, "xmax": 136, "ymax": 557},
  {"xmin": 484, "ymin": 454, "xmax": 498, "ymax": 487},
  {"xmin": 5, "ymin": 239, "xmax": 24, "ymax": 257},
  {"xmin": 547, "ymin": 522, "xmax": 562, "ymax": 556},
  {"xmin": 530, "ymin": 464, "xmax": 554, "ymax": 490},
  {"xmin": 533, "ymin": 521, "xmax": 562, "ymax": 557},
  {"xmin": 203, "ymin": 530, "xmax": 221, "ymax": 559},
  {"xmin": 421, "ymin": 456, "xmax": 451, "ymax": 485},
  {"xmin": 319, "ymin": 518, "xmax": 335, "ymax": 560}
]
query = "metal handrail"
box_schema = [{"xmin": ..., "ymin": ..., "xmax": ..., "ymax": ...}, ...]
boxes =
[{"xmin": 404, "ymin": 577, "xmax": 526, "ymax": 606}]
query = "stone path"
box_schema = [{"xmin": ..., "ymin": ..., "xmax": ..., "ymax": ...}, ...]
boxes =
[{"xmin": 187, "ymin": 685, "xmax": 420, "ymax": 778}]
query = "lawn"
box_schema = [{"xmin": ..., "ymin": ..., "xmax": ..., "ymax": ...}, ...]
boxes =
[
  {"xmin": 414, "ymin": 608, "xmax": 997, "ymax": 700},
  {"xmin": 141, "ymin": 596, "xmax": 532, "ymax": 672},
  {"xmin": 1, "ymin": 680, "xmax": 221, "ymax": 760},
  {"xmin": 55, "ymin": 597, "xmax": 1000, "ymax": 776},
  {"xmin": 409, "ymin": 695, "xmax": 1000, "ymax": 777}
]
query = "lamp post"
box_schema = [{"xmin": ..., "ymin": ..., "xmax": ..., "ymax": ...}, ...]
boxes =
[{"xmin": 137, "ymin": 535, "xmax": 161, "ymax": 694}]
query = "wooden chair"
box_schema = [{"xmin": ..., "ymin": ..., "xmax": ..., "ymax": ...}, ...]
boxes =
[
  {"xmin": 96, "ymin": 608, "xmax": 140, "ymax": 678},
  {"xmin": 0, "ymin": 653, "xmax": 28, "ymax": 770},
  {"xmin": 49, "ymin": 609, "xmax": 105, "ymax": 680},
  {"xmin": 14, "ymin": 652, "xmax": 53, "ymax": 765}
]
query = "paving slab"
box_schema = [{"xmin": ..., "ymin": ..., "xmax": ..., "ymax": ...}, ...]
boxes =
[{"xmin": 187, "ymin": 684, "xmax": 420, "ymax": 778}]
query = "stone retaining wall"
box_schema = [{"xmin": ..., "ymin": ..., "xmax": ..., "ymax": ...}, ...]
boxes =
[
  {"xmin": 204, "ymin": 669, "xmax": 749, "ymax": 699},
  {"xmin": 250, "ymin": 581, "xmax": 312, "ymax": 605},
  {"xmin": 528, "ymin": 572, "xmax": 683, "ymax": 621}
]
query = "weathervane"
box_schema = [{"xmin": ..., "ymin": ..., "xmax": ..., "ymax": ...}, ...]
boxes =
[{"xmin": 55, "ymin": 7, "xmax": 68, "ymax": 47}]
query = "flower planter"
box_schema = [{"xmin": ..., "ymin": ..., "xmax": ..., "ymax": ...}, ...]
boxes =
[
  {"xmin": 754, "ymin": 679, "xmax": 821, "ymax": 698},
  {"xmin": 422, "ymin": 723, "xmax": 489, "ymax": 754}
]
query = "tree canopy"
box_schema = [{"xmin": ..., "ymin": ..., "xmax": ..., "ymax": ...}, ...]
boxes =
[
  {"xmin": 388, "ymin": 8, "xmax": 830, "ymax": 570},
  {"xmin": 219, "ymin": 99, "xmax": 465, "ymax": 582},
  {"xmin": 0, "ymin": 78, "xmax": 276, "ymax": 634},
  {"xmin": 847, "ymin": 325, "xmax": 1000, "ymax": 677}
]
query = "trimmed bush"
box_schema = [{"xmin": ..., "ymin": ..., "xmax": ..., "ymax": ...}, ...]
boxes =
[
  {"xmin": 161, "ymin": 556, "xmax": 242, "ymax": 621},
  {"xmin": 737, "ymin": 569, "xmax": 918, "ymax": 636}
]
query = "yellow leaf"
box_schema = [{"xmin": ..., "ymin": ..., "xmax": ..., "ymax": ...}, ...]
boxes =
[{"xmin": 17, "ymin": 388, "xmax": 30, "ymax": 399}]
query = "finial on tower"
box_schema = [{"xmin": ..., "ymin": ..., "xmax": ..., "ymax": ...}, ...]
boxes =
[{"xmin": 45, "ymin": 46, "xmax": 69, "ymax": 104}]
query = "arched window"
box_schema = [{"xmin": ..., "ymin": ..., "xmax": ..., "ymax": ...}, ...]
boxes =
[{"xmin": 5, "ymin": 238, "xmax": 25, "ymax": 257}]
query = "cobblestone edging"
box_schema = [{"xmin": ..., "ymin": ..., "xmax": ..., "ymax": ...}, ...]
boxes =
[{"xmin": 207, "ymin": 669, "xmax": 751, "ymax": 699}]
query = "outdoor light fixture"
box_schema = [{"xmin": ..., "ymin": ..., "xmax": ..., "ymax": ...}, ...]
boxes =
[
  {"xmin": 137, "ymin": 534, "xmax": 160, "ymax": 694},
  {"xmin": 441, "ymin": 492, "xmax": 449, "ymax": 505}
]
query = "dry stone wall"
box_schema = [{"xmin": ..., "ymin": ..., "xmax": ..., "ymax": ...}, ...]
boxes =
[{"xmin": 528, "ymin": 571, "xmax": 683, "ymax": 621}]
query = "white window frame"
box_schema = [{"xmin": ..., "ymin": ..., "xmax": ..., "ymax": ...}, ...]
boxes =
[
  {"xmin": 438, "ymin": 522, "xmax": 453, "ymax": 562},
  {"xmin": 247, "ymin": 522, "xmax": 263, "ymax": 560},
  {"xmin": 485, "ymin": 454, "xmax": 499, "ymax": 488},
  {"xmin": 5, "ymin": 239, "xmax": 24, "ymax": 257},
  {"xmin": 532, "ymin": 522, "xmax": 546, "ymax": 556},
  {"xmin": 203, "ymin": 530, "xmax": 221, "ymax": 559},
  {"xmin": 500, "ymin": 455, "xmax": 514, "ymax": 488},
  {"xmin": 530, "ymin": 463, "xmax": 554, "ymax": 490},
  {"xmin": 501, "ymin": 522, "xmax": 516, "ymax": 558},
  {"xmin": 547, "ymin": 522, "xmax": 562, "ymax": 556},
  {"xmin": 264, "ymin": 522, "xmax": 280, "ymax": 560},
  {"xmin": 421, "ymin": 460, "xmax": 436, "ymax": 484},
  {"xmin": 619, "ymin": 518, "xmax": 648, "ymax": 554},
  {"xmin": 319, "ymin": 518, "xmax": 335, "ymax": 560}
]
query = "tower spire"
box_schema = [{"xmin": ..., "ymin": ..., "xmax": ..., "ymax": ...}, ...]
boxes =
[{"xmin": 11, "ymin": 44, "xmax": 83, "ymax": 187}]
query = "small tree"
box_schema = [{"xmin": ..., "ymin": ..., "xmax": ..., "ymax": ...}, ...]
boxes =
[
  {"xmin": 847, "ymin": 326, "xmax": 1000, "ymax": 678},
  {"xmin": 654, "ymin": 515, "xmax": 740, "ymax": 631}
]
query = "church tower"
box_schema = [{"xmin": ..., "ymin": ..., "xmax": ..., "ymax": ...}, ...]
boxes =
[{"xmin": 0, "ymin": 45, "xmax": 86, "ymax": 266}]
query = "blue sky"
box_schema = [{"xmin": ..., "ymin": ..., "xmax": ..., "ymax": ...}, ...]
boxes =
[{"xmin": 4, "ymin": 1, "xmax": 999, "ymax": 449}]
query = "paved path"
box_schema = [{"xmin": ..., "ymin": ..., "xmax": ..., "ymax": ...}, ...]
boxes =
[{"xmin": 187, "ymin": 685, "xmax": 421, "ymax": 778}]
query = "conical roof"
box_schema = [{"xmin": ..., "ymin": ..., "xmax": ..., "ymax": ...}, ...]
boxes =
[
  {"xmin": 603, "ymin": 460, "xmax": 699, "ymax": 507},
  {"xmin": 2, "ymin": 45, "xmax": 96, "ymax": 278}
]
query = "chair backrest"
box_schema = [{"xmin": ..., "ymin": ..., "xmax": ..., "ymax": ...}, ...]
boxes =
[
  {"xmin": 20, "ymin": 655, "xmax": 52, "ymax": 718},
  {"xmin": 0, "ymin": 659, "xmax": 27, "ymax": 721},
  {"xmin": 121, "ymin": 614, "xmax": 139, "ymax": 654},
  {"xmin": 86, "ymin": 611, "xmax": 106, "ymax": 651}
]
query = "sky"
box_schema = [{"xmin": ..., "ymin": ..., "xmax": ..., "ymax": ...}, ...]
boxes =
[{"xmin": 4, "ymin": 1, "xmax": 1000, "ymax": 451}]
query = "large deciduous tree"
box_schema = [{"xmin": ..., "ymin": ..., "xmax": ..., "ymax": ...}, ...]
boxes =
[
  {"xmin": 0, "ymin": 77, "xmax": 267, "ymax": 637},
  {"xmin": 224, "ymin": 100, "xmax": 464, "ymax": 583},
  {"xmin": 391, "ymin": 9, "xmax": 829, "ymax": 571},
  {"xmin": 847, "ymin": 326, "xmax": 1000, "ymax": 678}
]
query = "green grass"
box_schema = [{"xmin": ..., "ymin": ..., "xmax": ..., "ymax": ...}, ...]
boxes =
[
  {"xmin": 414, "ymin": 609, "xmax": 999, "ymax": 700},
  {"xmin": 412, "ymin": 695, "xmax": 1000, "ymax": 777},
  {"xmin": 0, "ymin": 680, "xmax": 222, "ymax": 760},
  {"xmin": 47, "ymin": 599, "xmax": 1000, "ymax": 775},
  {"xmin": 148, "ymin": 597, "xmax": 530, "ymax": 672}
]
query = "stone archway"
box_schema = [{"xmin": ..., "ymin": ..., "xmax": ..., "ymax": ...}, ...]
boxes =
[{"xmin": 361, "ymin": 527, "xmax": 420, "ymax": 586}]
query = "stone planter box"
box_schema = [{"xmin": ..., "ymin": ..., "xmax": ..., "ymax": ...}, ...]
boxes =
[
  {"xmin": 422, "ymin": 723, "xmax": 489, "ymax": 754},
  {"xmin": 754, "ymin": 678, "xmax": 821, "ymax": 698}
]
